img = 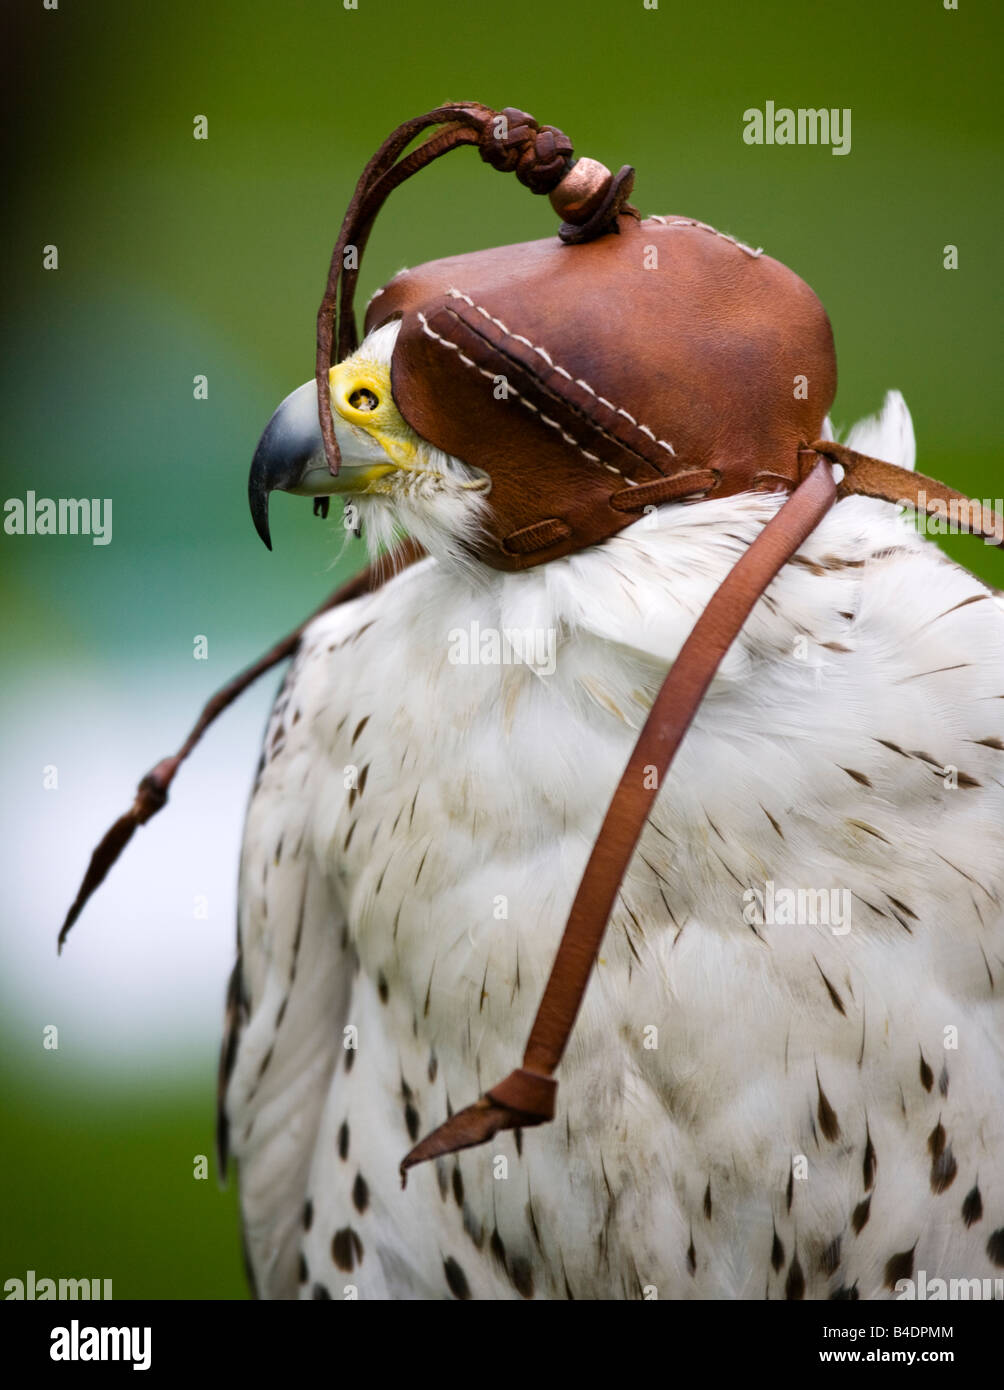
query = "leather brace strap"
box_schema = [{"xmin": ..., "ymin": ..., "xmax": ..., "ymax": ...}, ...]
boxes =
[
  {"xmin": 815, "ymin": 440, "xmax": 1003, "ymax": 547},
  {"xmin": 400, "ymin": 448, "xmax": 999, "ymax": 1177},
  {"xmin": 400, "ymin": 458, "xmax": 840, "ymax": 1178}
]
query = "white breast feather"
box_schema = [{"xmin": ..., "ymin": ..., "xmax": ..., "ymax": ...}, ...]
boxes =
[{"xmin": 228, "ymin": 393, "xmax": 1004, "ymax": 1299}]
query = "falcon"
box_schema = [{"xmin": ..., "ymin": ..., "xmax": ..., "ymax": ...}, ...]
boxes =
[
  {"xmin": 63, "ymin": 102, "xmax": 1003, "ymax": 1303},
  {"xmin": 225, "ymin": 330, "xmax": 1004, "ymax": 1298}
]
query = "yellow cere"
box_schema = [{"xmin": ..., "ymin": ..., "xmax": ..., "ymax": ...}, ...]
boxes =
[{"xmin": 329, "ymin": 359, "xmax": 421, "ymax": 470}]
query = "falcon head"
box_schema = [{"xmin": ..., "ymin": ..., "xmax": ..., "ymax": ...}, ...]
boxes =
[{"xmin": 248, "ymin": 321, "xmax": 489, "ymax": 565}]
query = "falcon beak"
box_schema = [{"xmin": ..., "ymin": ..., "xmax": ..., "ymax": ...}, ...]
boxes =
[{"xmin": 248, "ymin": 377, "xmax": 395, "ymax": 549}]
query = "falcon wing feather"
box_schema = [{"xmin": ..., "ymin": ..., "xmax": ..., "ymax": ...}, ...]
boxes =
[{"xmin": 219, "ymin": 605, "xmax": 365, "ymax": 1299}]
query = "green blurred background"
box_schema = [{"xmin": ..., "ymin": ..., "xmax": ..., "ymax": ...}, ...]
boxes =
[{"xmin": 2, "ymin": 0, "xmax": 1000, "ymax": 1299}]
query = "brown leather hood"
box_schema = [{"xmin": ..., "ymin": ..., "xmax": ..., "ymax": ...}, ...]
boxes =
[{"xmin": 366, "ymin": 213, "xmax": 836, "ymax": 569}]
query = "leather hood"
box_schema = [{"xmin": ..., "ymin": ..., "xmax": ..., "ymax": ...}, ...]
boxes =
[{"xmin": 365, "ymin": 213, "xmax": 836, "ymax": 569}]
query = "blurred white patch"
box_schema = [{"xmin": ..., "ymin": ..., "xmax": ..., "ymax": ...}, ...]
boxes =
[{"xmin": 0, "ymin": 661, "xmax": 274, "ymax": 1077}]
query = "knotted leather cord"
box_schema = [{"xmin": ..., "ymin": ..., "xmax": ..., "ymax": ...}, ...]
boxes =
[
  {"xmin": 315, "ymin": 104, "xmax": 636, "ymax": 479},
  {"xmin": 317, "ymin": 105, "xmax": 557, "ymax": 474}
]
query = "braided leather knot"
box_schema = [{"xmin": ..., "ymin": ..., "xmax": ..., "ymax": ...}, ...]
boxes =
[
  {"xmin": 316, "ymin": 101, "xmax": 631, "ymax": 478},
  {"xmin": 478, "ymin": 106, "xmax": 573, "ymax": 193}
]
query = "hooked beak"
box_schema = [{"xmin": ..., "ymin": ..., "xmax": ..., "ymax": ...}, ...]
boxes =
[{"xmin": 248, "ymin": 377, "xmax": 395, "ymax": 549}]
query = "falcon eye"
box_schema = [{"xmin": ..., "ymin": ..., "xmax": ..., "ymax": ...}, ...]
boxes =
[{"xmin": 348, "ymin": 387, "xmax": 379, "ymax": 412}]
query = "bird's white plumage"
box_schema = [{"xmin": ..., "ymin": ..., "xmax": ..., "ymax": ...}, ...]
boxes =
[{"xmin": 226, "ymin": 386, "xmax": 1004, "ymax": 1300}]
